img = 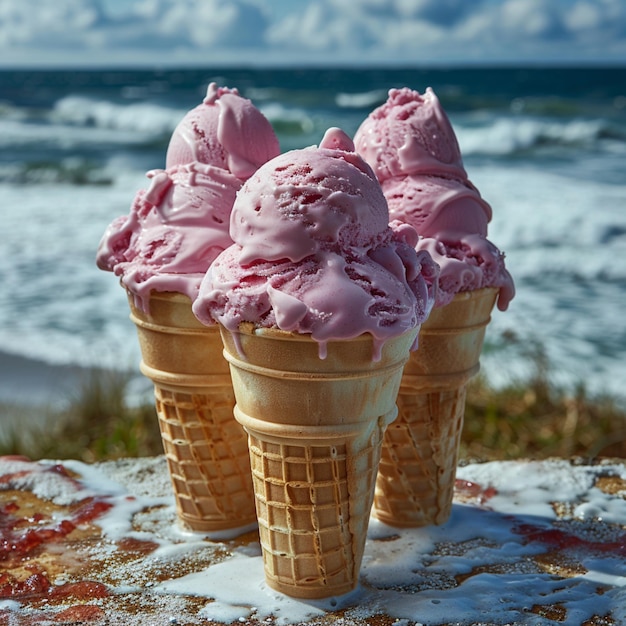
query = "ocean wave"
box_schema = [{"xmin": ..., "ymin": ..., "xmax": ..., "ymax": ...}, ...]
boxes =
[
  {"xmin": 0, "ymin": 158, "xmax": 113, "ymax": 185},
  {"xmin": 259, "ymin": 102, "xmax": 315, "ymax": 135},
  {"xmin": 1, "ymin": 156, "xmax": 624, "ymax": 401},
  {"xmin": 46, "ymin": 95, "xmax": 320, "ymax": 147},
  {"xmin": 50, "ymin": 94, "xmax": 321, "ymax": 142},
  {"xmin": 456, "ymin": 116, "xmax": 625, "ymax": 157},
  {"xmin": 51, "ymin": 95, "xmax": 184, "ymax": 138},
  {"xmin": 0, "ymin": 116, "xmax": 159, "ymax": 150},
  {"xmin": 335, "ymin": 89, "xmax": 387, "ymax": 109}
]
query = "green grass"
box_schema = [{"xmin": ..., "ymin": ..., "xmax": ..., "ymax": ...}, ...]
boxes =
[
  {"xmin": 463, "ymin": 375, "xmax": 626, "ymax": 461},
  {"xmin": 1, "ymin": 370, "xmax": 162, "ymax": 462},
  {"xmin": 463, "ymin": 342, "xmax": 626, "ymax": 460},
  {"xmin": 1, "ymin": 350, "xmax": 625, "ymax": 462}
]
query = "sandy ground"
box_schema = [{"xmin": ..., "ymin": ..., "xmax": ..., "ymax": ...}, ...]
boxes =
[{"xmin": 2, "ymin": 455, "xmax": 625, "ymax": 624}]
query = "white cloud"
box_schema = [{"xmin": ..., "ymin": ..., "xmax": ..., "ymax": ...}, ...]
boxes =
[
  {"xmin": 499, "ymin": 0, "xmax": 566, "ymax": 40},
  {"xmin": 131, "ymin": 0, "xmax": 268, "ymax": 48},
  {"xmin": 267, "ymin": 0, "xmax": 626, "ymax": 63},
  {"xmin": 0, "ymin": 0, "xmax": 624, "ymax": 66},
  {"xmin": 0, "ymin": 0, "xmax": 103, "ymax": 48},
  {"xmin": 565, "ymin": 0, "xmax": 626, "ymax": 44},
  {"xmin": 566, "ymin": 2, "xmax": 604, "ymax": 33},
  {"xmin": 393, "ymin": 0, "xmax": 479, "ymax": 25},
  {"xmin": 267, "ymin": 1, "xmax": 378, "ymax": 51}
]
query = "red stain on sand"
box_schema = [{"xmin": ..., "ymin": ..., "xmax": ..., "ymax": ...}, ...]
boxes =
[
  {"xmin": 0, "ymin": 571, "xmax": 52, "ymax": 599},
  {"xmin": 514, "ymin": 523, "xmax": 626, "ymax": 557},
  {"xmin": 0, "ymin": 497, "xmax": 113, "ymax": 564},
  {"xmin": 51, "ymin": 581, "xmax": 110, "ymax": 600},
  {"xmin": 0, "ymin": 460, "xmax": 114, "ymax": 604},
  {"xmin": 0, "ymin": 571, "xmax": 110, "ymax": 601},
  {"xmin": 54, "ymin": 604, "xmax": 106, "ymax": 622}
]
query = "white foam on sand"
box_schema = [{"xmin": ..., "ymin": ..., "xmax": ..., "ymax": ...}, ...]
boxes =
[
  {"xmin": 156, "ymin": 553, "xmax": 355, "ymax": 625},
  {"xmin": 2, "ymin": 456, "xmax": 625, "ymax": 625}
]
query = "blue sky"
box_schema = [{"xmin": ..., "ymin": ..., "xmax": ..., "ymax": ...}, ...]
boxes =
[{"xmin": 1, "ymin": 0, "xmax": 625, "ymax": 68}]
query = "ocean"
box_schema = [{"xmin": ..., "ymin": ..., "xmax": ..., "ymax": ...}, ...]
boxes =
[{"xmin": 1, "ymin": 66, "xmax": 625, "ymax": 407}]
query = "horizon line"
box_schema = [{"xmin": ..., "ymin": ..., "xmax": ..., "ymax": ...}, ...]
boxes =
[{"xmin": 1, "ymin": 59, "xmax": 625, "ymax": 72}]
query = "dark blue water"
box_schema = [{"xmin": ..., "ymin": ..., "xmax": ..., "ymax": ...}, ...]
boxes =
[
  {"xmin": 2, "ymin": 66, "xmax": 624, "ymax": 178},
  {"xmin": 5, "ymin": 66, "xmax": 625, "ymax": 107}
]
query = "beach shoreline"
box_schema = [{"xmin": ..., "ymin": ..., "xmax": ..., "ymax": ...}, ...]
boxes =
[
  {"xmin": 0, "ymin": 350, "xmax": 153, "ymax": 404},
  {"xmin": 2, "ymin": 345, "xmax": 625, "ymax": 460},
  {"xmin": 0, "ymin": 350, "xmax": 151, "ymax": 444},
  {"xmin": 0, "ymin": 350, "xmax": 94, "ymax": 408}
]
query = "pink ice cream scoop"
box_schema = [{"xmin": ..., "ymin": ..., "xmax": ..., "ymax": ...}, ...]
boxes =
[
  {"xmin": 192, "ymin": 128, "xmax": 439, "ymax": 359},
  {"xmin": 353, "ymin": 87, "xmax": 467, "ymax": 183},
  {"xmin": 354, "ymin": 87, "xmax": 514, "ymax": 311},
  {"xmin": 96, "ymin": 84, "xmax": 280, "ymax": 311},
  {"xmin": 382, "ymin": 175, "xmax": 492, "ymax": 239},
  {"xmin": 96, "ymin": 162, "xmax": 241, "ymax": 309},
  {"xmin": 165, "ymin": 82, "xmax": 280, "ymax": 179}
]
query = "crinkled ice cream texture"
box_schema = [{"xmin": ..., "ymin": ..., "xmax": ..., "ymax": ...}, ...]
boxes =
[
  {"xmin": 417, "ymin": 235, "xmax": 514, "ymax": 310},
  {"xmin": 193, "ymin": 127, "xmax": 438, "ymax": 354},
  {"xmin": 353, "ymin": 86, "xmax": 467, "ymax": 183},
  {"xmin": 355, "ymin": 87, "xmax": 515, "ymax": 311},
  {"xmin": 197, "ymin": 232, "xmax": 437, "ymax": 349},
  {"xmin": 383, "ymin": 174, "xmax": 513, "ymax": 310},
  {"xmin": 228, "ymin": 145, "xmax": 392, "ymax": 266},
  {"xmin": 96, "ymin": 83, "xmax": 280, "ymax": 312},
  {"xmin": 382, "ymin": 174, "xmax": 492, "ymax": 239},
  {"xmin": 165, "ymin": 82, "xmax": 280, "ymax": 179},
  {"xmin": 96, "ymin": 162, "xmax": 241, "ymax": 309}
]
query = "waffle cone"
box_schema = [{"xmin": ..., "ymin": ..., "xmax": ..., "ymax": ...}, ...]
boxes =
[
  {"xmin": 220, "ymin": 324, "xmax": 418, "ymax": 599},
  {"xmin": 128, "ymin": 291, "xmax": 255, "ymax": 533},
  {"xmin": 374, "ymin": 287, "xmax": 498, "ymax": 527}
]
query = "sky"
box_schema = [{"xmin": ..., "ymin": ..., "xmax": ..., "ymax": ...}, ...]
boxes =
[{"xmin": 1, "ymin": 0, "xmax": 625, "ymax": 68}]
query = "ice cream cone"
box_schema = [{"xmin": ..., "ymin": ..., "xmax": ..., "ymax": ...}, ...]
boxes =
[
  {"xmin": 374, "ymin": 287, "xmax": 498, "ymax": 527},
  {"xmin": 219, "ymin": 323, "xmax": 418, "ymax": 599},
  {"xmin": 128, "ymin": 291, "xmax": 256, "ymax": 533}
]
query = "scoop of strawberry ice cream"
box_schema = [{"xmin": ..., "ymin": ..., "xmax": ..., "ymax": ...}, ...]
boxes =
[
  {"xmin": 354, "ymin": 87, "xmax": 514, "ymax": 311},
  {"xmin": 193, "ymin": 128, "xmax": 438, "ymax": 357},
  {"xmin": 96, "ymin": 162, "xmax": 241, "ymax": 309},
  {"xmin": 165, "ymin": 82, "xmax": 280, "ymax": 179},
  {"xmin": 353, "ymin": 87, "xmax": 467, "ymax": 183},
  {"xmin": 229, "ymin": 128, "xmax": 393, "ymax": 266},
  {"xmin": 97, "ymin": 83, "xmax": 280, "ymax": 312}
]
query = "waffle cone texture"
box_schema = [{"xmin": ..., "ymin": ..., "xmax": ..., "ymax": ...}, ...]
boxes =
[
  {"xmin": 375, "ymin": 287, "xmax": 498, "ymax": 527},
  {"xmin": 220, "ymin": 324, "xmax": 418, "ymax": 599},
  {"xmin": 128, "ymin": 291, "xmax": 256, "ymax": 533}
]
